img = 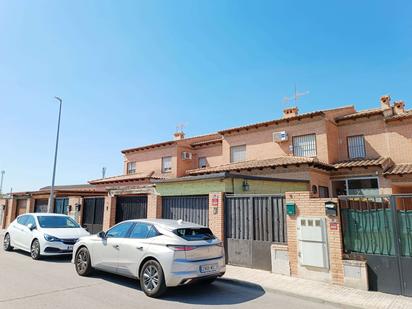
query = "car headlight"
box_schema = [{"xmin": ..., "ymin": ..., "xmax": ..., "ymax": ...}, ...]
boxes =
[{"xmin": 44, "ymin": 234, "xmax": 61, "ymax": 242}]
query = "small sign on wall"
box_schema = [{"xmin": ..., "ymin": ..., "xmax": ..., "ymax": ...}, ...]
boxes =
[
  {"xmin": 211, "ymin": 194, "xmax": 219, "ymax": 207},
  {"xmin": 330, "ymin": 222, "xmax": 338, "ymax": 230}
]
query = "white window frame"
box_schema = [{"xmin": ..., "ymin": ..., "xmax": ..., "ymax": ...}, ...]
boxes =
[
  {"xmin": 127, "ymin": 162, "xmax": 136, "ymax": 174},
  {"xmin": 230, "ymin": 145, "xmax": 246, "ymax": 163},
  {"xmin": 162, "ymin": 156, "xmax": 172, "ymax": 173},
  {"xmin": 292, "ymin": 134, "xmax": 317, "ymax": 157}
]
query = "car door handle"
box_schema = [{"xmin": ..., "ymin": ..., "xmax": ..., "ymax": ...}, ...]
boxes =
[
  {"xmin": 136, "ymin": 246, "xmax": 143, "ymax": 250},
  {"xmin": 112, "ymin": 244, "xmax": 119, "ymax": 249}
]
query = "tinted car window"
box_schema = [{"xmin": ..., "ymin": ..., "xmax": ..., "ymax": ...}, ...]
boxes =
[
  {"xmin": 129, "ymin": 223, "xmax": 151, "ymax": 239},
  {"xmin": 106, "ymin": 222, "xmax": 134, "ymax": 238},
  {"xmin": 174, "ymin": 228, "xmax": 215, "ymax": 241},
  {"xmin": 146, "ymin": 226, "xmax": 160, "ymax": 238},
  {"xmin": 37, "ymin": 216, "xmax": 80, "ymax": 228},
  {"xmin": 17, "ymin": 215, "xmax": 28, "ymax": 226},
  {"xmin": 25, "ymin": 215, "xmax": 36, "ymax": 228}
]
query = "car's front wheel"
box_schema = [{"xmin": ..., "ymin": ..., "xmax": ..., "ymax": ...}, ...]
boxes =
[
  {"xmin": 75, "ymin": 247, "xmax": 93, "ymax": 276},
  {"xmin": 31, "ymin": 239, "xmax": 41, "ymax": 260},
  {"xmin": 140, "ymin": 260, "xmax": 167, "ymax": 298},
  {"xmin": 3, "ymin": 233, "xmax": 13, "ymax": 251}
]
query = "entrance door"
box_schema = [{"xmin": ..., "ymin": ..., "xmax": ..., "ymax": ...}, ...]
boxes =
[
  {"xmin": 115, "ymin": 196, "xmax": 147, "ymax": 224},
  {"xmin": 162, "ymin": 195, "xmax": 209, "ymax": 226},
  {"xmin": 340, "ymin": 195, "xmax": 412, "ymax": 296},
  {"xmin": 54, "ymin": 198, "xmax": 69, "ymax": 214},
  {"xmin": 82, "ymin": 198, "xmax": 104, "ymax": 234},
  {"xmin": 225, "ymin": 195, "xmax": 287, "ymax": 271},
  {"xmin": 34, "ymin": 199, "xmax": 48, "ymax": 213}
]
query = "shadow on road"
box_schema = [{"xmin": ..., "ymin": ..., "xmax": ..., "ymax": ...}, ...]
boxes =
[
  {"xmin": 8, "ymin": 249, "xmax": 72, "ymax": 263},
  {"xmin": 91, "ymin": 270, "xmax": 266, "ymax": 305}
]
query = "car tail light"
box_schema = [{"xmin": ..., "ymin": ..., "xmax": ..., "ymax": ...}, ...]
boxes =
[{"xmin": 167, "ymin": 245, "xmax": 197, "ymax": 251}]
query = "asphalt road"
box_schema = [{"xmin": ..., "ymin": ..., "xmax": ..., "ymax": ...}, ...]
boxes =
[{"xmin": 0, "ymin": 245, "xmax": 338, "ymax": 309}]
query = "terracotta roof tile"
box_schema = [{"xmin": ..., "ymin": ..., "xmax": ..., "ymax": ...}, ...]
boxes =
[
  {"xmin": 384, "ymin": 163, "xmax": 412, "ymax": 175},
  {"xmin": 335, "ymin": 109, "xmax": 383, "ymax": 122},
  {"xmin": 190, "ymin": 138, "xmax": 223, "ymax": 147},
  {"xmin": 187, "ymin": 156, "xmax": 333, "ymax": 175},
  {"xmin": 385, "ymin": 110, "xmax": 412, "ymax": 122},
  {"xmin": 89, "ymin": 171, "xmax": 165, "ymax": 184},
  {"xmin": 218, "ymin": 111, "xmax": 325, "ymax": 135},
  {"xmin": 333, "ymin": 157, "xmax": 391, "ymax": 169}
]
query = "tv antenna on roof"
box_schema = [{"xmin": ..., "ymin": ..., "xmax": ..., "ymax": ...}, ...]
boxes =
[
  {"xmin": 283, "ymin": 84, "xmax": 309, "ymax": 105},
  {"xmin": 176, "ymin": 123, "xmax": 185, "ymax": 133}
]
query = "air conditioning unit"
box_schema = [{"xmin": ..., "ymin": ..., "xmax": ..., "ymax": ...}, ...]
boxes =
[
  {"xmin": 182, "ymin": 151, "xmax": 193, "ymax": 160},
  {"xmin": 273, "ymin": 131, "xmax": 288, "ymax": 143}
]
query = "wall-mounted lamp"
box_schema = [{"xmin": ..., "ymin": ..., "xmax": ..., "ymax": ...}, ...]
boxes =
[{"xmin": 242, "ymin": 180, "xmax": 250, "ymax": 192}]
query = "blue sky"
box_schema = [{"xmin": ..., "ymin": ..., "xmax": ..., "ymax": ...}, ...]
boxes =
[{"xmin": 0, "ymin": 0, "xmax": 411, "ymax": 192}]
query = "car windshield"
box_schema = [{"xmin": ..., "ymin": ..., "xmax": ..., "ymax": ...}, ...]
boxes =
[
  {"xmin": 174, "ymin": 228, "xmax": 215, "ymax": 241},
  {"xmin": 37, "ymin": 216, "xmax": 80, "ymax": 229}
]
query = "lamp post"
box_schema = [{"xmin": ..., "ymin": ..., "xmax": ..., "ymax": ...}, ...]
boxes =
[
  {"xmin": 47, "ymin": 97, "xmax": 63, "ymax": 213},
  {"xmin": 0, "ymin": 170, "xmax": 5, "ymax": 195}
]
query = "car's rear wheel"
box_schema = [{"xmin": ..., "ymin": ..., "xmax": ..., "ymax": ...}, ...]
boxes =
[
  {"xmin": 140, "ymin": 260, "xmax": 167, "ymax": 298},
  {"xmin": 3, "ymin": 233, "xmax": 13, "ymax": 251},
  {"xmin": 31, "ymin": 239, "xmax": 41, "ymax": 260},
  {"xmin": 75, "ymin": 247, "xmax": 93, "ymax": 276}
]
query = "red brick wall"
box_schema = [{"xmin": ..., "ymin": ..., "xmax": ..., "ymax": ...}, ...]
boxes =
[
  {"xmin": 102, "ymin": 196, "xmax": 116, "ymax": 230},
  {"xmin": 208, "ymin": 192, "xmax": 225, "ymax": 241},
  {"xmin": 147, "ymin": 194, "xmax": 162, "ymax": 219}
]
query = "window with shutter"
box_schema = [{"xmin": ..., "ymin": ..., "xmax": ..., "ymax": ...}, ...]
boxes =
[{"xmin": 230, "ymin": 145, "xmax": 246, "ymax": 163}]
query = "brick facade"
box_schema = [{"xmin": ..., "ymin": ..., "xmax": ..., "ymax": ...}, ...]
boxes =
[
  {"xmin": 208, "ymin": 192, "xmax": 225, "ymax": 241},
  {"xmin": 286, "ymin": 191, "xmax": 344, "ymax": 285},
  {"xmin": 147, "ymin": 194, "xmax": 162, "ymax": 219},
  {"xmin": 102, "ymin": 195, "xmax": 116, "ymax": 231}
]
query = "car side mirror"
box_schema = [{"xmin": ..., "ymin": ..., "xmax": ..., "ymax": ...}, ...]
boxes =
[
  {"xmin": 82, "ymin": 225, "xmax": 89, "ymax": 232},
  {"xmin": 27, "ymin": 223, "xmax": 36, "ymax": 231},
  {"xmin": 97, "ymin": 231, "xmax": 106, "ymax": 239}
]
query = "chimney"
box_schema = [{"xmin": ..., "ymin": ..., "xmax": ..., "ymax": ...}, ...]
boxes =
[
  {"xmin": 393, "ymin": 100, "xmax": 405, "ymax": 115},
  {"xmin": 174, "ymin": 131, "xmax": 185, "ymax": 140},
  {"xmin": 380, "ymin": 95, "xmax": 391, "ymax": 110},
  {"xmin": 283, "ymin": 107, "xmax": 299, "ymax": 119}
]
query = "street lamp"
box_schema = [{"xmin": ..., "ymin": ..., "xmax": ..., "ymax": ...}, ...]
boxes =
[
  {"xmin": 47, "ymin": 96, "xmax": 63, "ymax": 213},
  {"xmin": 0, "ymin": 170, "xmax": 5, "ymax": 195}
]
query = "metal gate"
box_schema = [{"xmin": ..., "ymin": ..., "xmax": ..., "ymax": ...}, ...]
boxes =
[
  {"xmin": 82, "ymin": 197, "xmax": 104, "ymax": 234},
  {"xmin": 54, "ymin": 198, "xmax": 69, "ymax": 214},
  {"xmin": 225, "ymin": 194, "xmax": 287, "ymax": 271},
  {"xmin": 34, "ymin": 199, "xmax": 48, "ymax": 213},
  {"xmin": 162, "ymin": 195, "xmax": 209, "ymax": 226},
  {"xmin": 340, "ymin": 195, "xmax": 412, "ymax": 296},
  {"xmin": 116, "ymin": 196, "xmax": 147, "ymax": 223}
]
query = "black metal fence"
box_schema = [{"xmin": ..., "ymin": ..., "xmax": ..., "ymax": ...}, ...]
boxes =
[
  {"xmin": 162, "ymin": 195, "xmax": 209, "ymax": 226},
  {"xmin": 225, "ymin": 194, "xmax": 287, "ymax": 271}
]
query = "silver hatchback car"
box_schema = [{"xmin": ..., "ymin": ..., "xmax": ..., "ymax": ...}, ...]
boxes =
[{"xmin": 72, "ymin": 219, "xmax": 225, "ymax": 297}]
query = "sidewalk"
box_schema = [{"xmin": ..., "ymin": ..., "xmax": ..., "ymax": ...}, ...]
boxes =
[{"xmin": 223, "ymin": 265, "xmax": 412, "ymax": 309}]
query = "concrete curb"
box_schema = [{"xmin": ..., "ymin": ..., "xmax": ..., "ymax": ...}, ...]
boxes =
[{"xmin": 219, "ymin": 277, "xmax": 362, "ymax": 309}]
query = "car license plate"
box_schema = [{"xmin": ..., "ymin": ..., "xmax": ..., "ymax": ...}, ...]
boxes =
[
  {"xmin": 67, "ymin": 245, "xmax": 73, "ymax": 251},
  {"xmin": 200, "ymin": 263, "xmax": 218, "ymax": 273}
]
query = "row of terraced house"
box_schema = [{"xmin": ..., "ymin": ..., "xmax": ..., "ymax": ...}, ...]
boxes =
[{"xmin": 1, "ymin": 94, "xmax": 412, "ymax": 296}]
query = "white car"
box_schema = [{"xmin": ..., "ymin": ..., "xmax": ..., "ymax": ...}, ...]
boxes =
[
  {"xmin": 3, "ymin": 213, "xmax": 90, "ymax": 259},
  {"xmin": 72, "ymin": 219, "xmax": 226, "ymax": 297}
]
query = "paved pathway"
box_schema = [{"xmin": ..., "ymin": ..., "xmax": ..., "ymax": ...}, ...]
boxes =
[{"xmin": 224, "ymin": 265, "xmax": 412, "ymax": 309}]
